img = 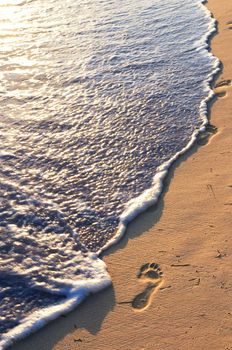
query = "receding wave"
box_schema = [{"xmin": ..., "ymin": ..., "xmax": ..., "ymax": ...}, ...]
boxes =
[{"xmin": 0, "ymin": 0, "xmax": 219, "ymax": 348}]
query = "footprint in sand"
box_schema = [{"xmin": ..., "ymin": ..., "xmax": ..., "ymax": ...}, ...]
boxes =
[
  {"xmin": 214, "ymin": 79, "xmax": 232, "ymax": 98},
  {"xmin": 132, "ymin": 263, "xmax": 163, "ymax": 311},
  {"xmin": 227, "ymin": 21, "xmax": 232, "ymax": 30},
  {"xmin": 215, "ymin": 80, "xmax": 232, "ymax": 88}
]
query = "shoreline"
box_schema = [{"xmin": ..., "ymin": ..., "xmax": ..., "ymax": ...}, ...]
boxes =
[
  {"xmin": 9, "ymin": 0, "xmax": 232, "ymax": 349},
  {"xmin": 97, "ymin": 0, "xmax": 220, "ymax": 258}
]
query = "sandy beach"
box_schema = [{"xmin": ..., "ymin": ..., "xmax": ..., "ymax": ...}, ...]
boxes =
[{"xmin": 9, "ymin": 0, "xmax": 232, "ymax": 349}]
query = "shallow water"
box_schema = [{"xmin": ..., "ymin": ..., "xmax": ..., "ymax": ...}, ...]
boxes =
[{"xmin": 0, "ymin": 0, "xmax": 218, "ymax": 346}]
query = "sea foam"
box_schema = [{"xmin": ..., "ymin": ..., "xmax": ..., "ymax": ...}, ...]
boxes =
[{"xmin": 0, "ymin": 0, "xmax": 220, "ymax": 348}]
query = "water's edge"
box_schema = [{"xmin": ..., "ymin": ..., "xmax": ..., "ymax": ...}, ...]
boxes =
[
  {"xmin": 98, "ymin": 0, "xmax": 220, "ymax": 255},
  {"xmin": 0, "ymin": 1, "xmax": 220, "ymax": 349}
]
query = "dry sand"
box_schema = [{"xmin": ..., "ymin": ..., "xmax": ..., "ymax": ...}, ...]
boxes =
[{"xmin": 10, "ymin": 0, "xmax": 232, "ymax": 349}]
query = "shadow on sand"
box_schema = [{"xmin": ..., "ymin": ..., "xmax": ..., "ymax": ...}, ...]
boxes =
[{"xmin": 8, "ymin": 285, "xmax": 115, "ymax": 350}]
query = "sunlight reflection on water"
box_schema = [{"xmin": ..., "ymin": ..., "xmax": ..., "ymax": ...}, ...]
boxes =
[{"xmin": 0, "ymin": 0, "xmax": 217, "ymax": 341}]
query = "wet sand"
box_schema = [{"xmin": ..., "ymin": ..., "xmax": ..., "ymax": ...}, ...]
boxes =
[{"xmin": 9, "ymin": 0, "xmax": 232, "ymax": 349}]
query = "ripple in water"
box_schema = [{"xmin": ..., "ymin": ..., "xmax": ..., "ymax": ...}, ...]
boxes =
[{"xmin": 0, "ymin": 0, "xmax": 218, "ymax": 346}]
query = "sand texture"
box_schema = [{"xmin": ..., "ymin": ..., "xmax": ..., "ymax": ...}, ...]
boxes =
[{"xmin": 9, "ymin": 0, "xmax": 232, "ymax": 349}]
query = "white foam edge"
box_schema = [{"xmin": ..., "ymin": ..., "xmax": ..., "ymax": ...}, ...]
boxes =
[
  {"xmin": 97, "ymin": 0, "xmax": 220, "ymax": 255},
  {"xmin": 0, "ymin": 259, "xmax": 111, "ymax": 350},
  {"xmin": 0, "ymin": 1, "xmax": 220, "ymax": 348}
]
